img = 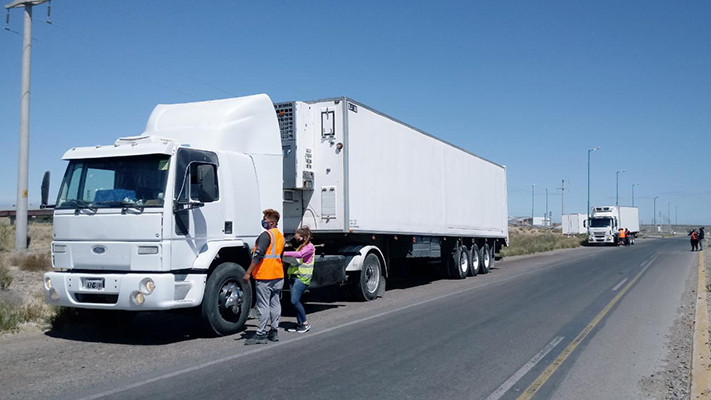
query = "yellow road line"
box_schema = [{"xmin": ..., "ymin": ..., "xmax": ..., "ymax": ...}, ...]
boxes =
[
  {"xmin": 692, "ymin": 250, "xmax": 711, "ymax": 399},
  {"xmin": 515, "ymin": 253, "xmax": 659, "ymax": 400}
]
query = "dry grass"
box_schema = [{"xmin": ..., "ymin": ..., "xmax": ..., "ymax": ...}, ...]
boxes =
[
  {"xmin": 0, "ymin": 294, "xmax": 53, "ymax": 332},
  {"xmin": 0, "ymin": 221, "xmax": 55, "ymax": 333},
  {"xmin": 0, "ymin": 223, "xmax": 13, "ymax": 252},
  {"xmin": 7, "ymin": 251, "xmax": 52, "ymax": 272},
  {"xmin": 0, "ymin": 263, "xmax": 12, "ymax": 290},
  {"xmin": 502, "ymin": 227, "xmax": 585, "ymax": 257}
]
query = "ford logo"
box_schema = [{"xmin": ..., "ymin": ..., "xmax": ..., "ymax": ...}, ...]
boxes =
[{"xmin": 92, "ymin": 245, "xmax": 107, "ymax": 255}]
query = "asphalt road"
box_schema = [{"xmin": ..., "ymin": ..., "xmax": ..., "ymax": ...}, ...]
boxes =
[{"xmin": 1, "ymin": 237, "xmax": 696, "ymax": 400}]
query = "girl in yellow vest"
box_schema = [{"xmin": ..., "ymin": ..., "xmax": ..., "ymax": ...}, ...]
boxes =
[{"xmin": 285, "ymin": 226, "xmax": 315, "ymax": 333}]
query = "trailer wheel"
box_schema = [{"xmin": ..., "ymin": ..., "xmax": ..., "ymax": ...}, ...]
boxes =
[
  {"xmin": 480, "ymin": 243, "xmax": 492, "ymax": 274},
  {"xmin": 468, "ymin": 244, "xmax": 479, "ymax": 277},
  {"xmin": 350, "ymin": 253, "xmax": 383, "ymax": 301},
  {"xmin": 449, "ymin": 245, "xmax": 469, "ymax": 279},
  {"xmin": 201, "ymin": 262, "xmax": 252, "ymax": 336}
]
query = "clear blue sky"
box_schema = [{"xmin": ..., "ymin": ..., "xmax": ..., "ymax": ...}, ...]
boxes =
[{"xmin": 1, "ymin": 1, "xmax": 709, "ymax": 224}]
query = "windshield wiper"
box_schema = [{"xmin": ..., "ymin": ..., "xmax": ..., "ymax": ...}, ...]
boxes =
[
  {"xmin": 70, "ymin": 199, "xmax": 97, "ymax": 214},
  {"xmin": 95, "ymin": 200, "xmax": 145, "ymax": 214}
]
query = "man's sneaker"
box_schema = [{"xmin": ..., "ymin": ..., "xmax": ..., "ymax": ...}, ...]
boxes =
[
  {"xmin": 297, "ymin": 323, "xmax": 311, "ymax": 333},
  {"xmin": 267, "ymin": 328, "xmax": 279, "ymax": 342},
  {"xmin": 286, "ymin": 324, "xmax": 302, "ymax": 333},
  {"xmin": 244, "ymin": 333, "xmax": 268, "ymax": 345}
]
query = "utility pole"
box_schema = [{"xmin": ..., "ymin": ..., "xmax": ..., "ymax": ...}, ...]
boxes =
[
  {"xmin": 543, "ymin": 188, "xmax": 551, "ymax": 226},
  {"xmin": 668, "ymin": 202, "xmax": 671, "ymax": 232},
  {"xmin": 557, "ymin": 179, "xmax": 567, "ymax": 216},
  {"xmin": 616, "ymin": 169, "xmax": 626, "ymax": 206},
  {"xmin": 587, "ymin": 147, "xmax": 601, "ymax": 235},
  {"xmin": 6, "ymin": 0, "xmax": 50, "ymax": 250},
  {"xmin": 632, "ymin": 183, "xmax": 639, "ymax": 207},
  {"xmin": 531, "ymin": 184, "xmax": 535, "ymax": 226},
  {"xmin": 676, "ymin": 205, "xmax": 678, "ymax": 226},
  {"xmin": 654, "ymin": 196, "xmax": 659, "ymax": 228}
]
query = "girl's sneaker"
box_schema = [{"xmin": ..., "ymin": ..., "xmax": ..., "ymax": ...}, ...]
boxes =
[
  {"xmin": 286, "ymin": 324, "xmax": 302, "ymax": 333},
  {"xmin": 297, "ymin": 323, "xmax": 311, "ymax": 333}
]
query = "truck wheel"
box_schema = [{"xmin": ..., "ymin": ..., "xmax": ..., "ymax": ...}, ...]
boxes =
[
  {"xmin": 449, "ymin": 245, "xmax": 469, "ymax": 279},
  {"xmin": 350, "ymin": 253, "xmax": 383, "ymax": 301},
  {"xmin": 480, "ymin": 243, "xmax": 492, "ymax": 274},
  {"xmin": 468, "ymin": 244, "xmax": 479, "ymax": 277},
  {"xmin": 489, "ymin": 242, "xmax": 497, "ymax": 270},
  {"xmin": 201, "ymin": 262, "xmax": 252, "ymax": 336}
]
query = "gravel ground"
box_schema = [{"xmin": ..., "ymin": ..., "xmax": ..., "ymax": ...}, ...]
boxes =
[{"xmin": 641, "ymin": 238, "xmax": 702, "ymax": 400}]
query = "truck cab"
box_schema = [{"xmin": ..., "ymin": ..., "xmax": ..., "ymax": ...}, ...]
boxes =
[{"xmin": 44, "ymin": 94, "xmax": 282, "ymax": 335}]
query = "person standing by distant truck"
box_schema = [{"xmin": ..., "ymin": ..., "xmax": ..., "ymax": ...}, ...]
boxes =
[
  {"xmin": 244, "ymin": 209, "xmax": 285, "ymax": 345},
  {"xmin": 699, "ymin": 228, "xmax": 705, "ymax": 251},
  {"xmin": 618, "ymin": 228, "xmax": 627, "ymax": 246},
  {"xmin": 625, "ymin": 228, "xmax": 631, "ymax": 246},
  {"xmin": 690, "ymin": 229, "xmax": 699, "ymax": 252}
]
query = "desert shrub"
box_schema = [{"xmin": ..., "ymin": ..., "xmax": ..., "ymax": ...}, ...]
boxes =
[
  {"xmin": 6, "ymin": 251, "xmax": 52, "ymax": 272},
  {"xmin": 0, "ymin": 264, "xmax": 11, "ymax": 290},
  {"xmin": 0, "ymin": 224, "xmax": 13, "ymax": 252},
  {"xmin": 18, "ymin": 252, "xmax": 52, "ymax": 272},
  {"xmin": 501, "ymin": 230, "xmax": 582, "ymax": 257}
]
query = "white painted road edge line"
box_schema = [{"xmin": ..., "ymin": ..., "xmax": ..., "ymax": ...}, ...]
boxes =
[
  {"xmin": 611, "ymin": 278, "xmax": 628, "ymax": 291},
  {"xmin": 484, "ymin": 336, "xmax": 565, "ymax": 400},
  {"xmin": 73, "ymin": 251, "xmax": 606, "ymax": 400}
]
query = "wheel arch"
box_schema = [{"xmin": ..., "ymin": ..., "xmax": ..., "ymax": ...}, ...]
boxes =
[{"xmin": 341, "ymin": 245, "xmax": 388, "ymax": 278}]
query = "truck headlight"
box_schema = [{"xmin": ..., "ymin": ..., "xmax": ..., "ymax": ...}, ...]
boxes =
[
  {"xmin": 45, "ymin": 277, "xmax": 53, "ymax": 290},
  {"xmin": 130, "ymin": 291, "xmax": 145, "ymax": 306},
  {"xmin": 139, "ymin": 278, "xmax": 155, "ymax": 295}
]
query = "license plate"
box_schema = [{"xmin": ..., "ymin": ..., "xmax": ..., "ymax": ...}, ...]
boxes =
[{"xmin": 84, "ymin": 278, "xmax": 104, "ymax": 290}]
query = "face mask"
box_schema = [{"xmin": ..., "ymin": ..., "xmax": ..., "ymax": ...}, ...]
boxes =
[{"xmin": 261, "ymin": 220, "xmax": 271, "ymax": 230}]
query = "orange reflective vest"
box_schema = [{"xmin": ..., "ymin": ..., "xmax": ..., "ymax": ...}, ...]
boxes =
[
  {"xmin": 692, "ymin": 232, "xmax": 698, "ymax": 240},
  {"xmin": 253, "ymin": 228, "xmax": 285, "ymax": 280},
  {"xmin": 619, "ymin": 230, "xmax": 626, "ymax": 238}
]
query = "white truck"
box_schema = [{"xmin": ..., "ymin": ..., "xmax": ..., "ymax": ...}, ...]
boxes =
[
  {"xmin": 587, "ymin": 206, "xmax": 640, "ymax": 245},
  {"xmin": 562, "ymin": 213, "xmax": 587, "ymax": 235},
  {"xmin": 42, "ymin": 94, "xmax": 509, "ymax": 335}
]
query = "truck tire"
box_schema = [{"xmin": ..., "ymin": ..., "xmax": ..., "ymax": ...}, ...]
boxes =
[
  {"xmin": 349, "ymin": 253, "xmax": 383, "ymax": 301},
  {"xmin": 468, "ymin": 244, "xmax": 479, "ymax": 277},
  {"xmin": 201, "ymin": 262, "xmax": 252, "ymax": 336},
  {"xmin": 480, "ymin": 243, "xmax": 492, "ymax": 274},
  {"xmin": 449, "ymin": 245, "xmax": 469, "ymax": 279},
  {"xmin": 489, "ymin": 242, "xmax": 496, "ymax": 270}
]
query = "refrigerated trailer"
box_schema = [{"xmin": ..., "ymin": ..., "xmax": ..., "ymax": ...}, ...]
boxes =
[
  {"xmin": 43, "ymin": 94, "xmax": 508, "ymax": 335},
  {"xmin": 562, "ymin": 213, "xmax": 587, "ymax": 235}
]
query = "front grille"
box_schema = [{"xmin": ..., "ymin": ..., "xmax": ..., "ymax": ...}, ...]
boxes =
[
  {"xmin": 73, "ymin": 293, "xmax": 119, "ymax": 304},
  {"xmin": 274, "ymin": 102, "xmax": 295, "ymax": 140}
]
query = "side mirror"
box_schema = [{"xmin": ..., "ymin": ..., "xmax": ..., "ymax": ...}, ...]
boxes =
[
  {"xmin": 583, "ymin": 220, "xmax": 587, "ymax": 228},
  {"xmin": 196, "ymin": 164, "xmax": 218, "ymax": 202},
  {"xmin": 40, "ymin": 171, "xmax": 51, "ymax": 209}
]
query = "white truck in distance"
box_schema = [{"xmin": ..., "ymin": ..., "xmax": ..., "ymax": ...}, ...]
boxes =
[
  {"xmin": 42, "ymin": 94, "xmax": 508, "ymax": 335},
  {"xmin": 587, "ymin": 206, "xmax": 640, "ymax": 245},
  {"xmin": 562, "ymin": 213, "xmax": 587, "ymax": 235}
]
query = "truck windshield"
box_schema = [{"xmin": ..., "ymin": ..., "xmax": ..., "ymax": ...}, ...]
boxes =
[
  {"xmin": 56, "ymin": 154, "xmax": 170, "ymax": 209},
  {"xmin": 589, "ymin": 218, "xmax": 612, "ymax": 228}
]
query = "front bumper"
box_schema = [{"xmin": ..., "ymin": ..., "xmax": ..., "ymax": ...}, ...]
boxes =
[
  {"xmin": 588, "ymin": 236, "xmax": 615, "ymax": 244},
  {"xmin": 43, "ymin": 271, "xmax": 206, "ymax": 310}
]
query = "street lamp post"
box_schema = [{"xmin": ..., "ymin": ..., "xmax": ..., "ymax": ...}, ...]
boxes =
[
  {"xmin": 616, "ymin": 169, "xmax": 626, "ymax": 206},
  {"xmin": 587, "ymin": 147, "xmax": 601, "ymax": 235},
  {"xmin": 654, "ymin": 196, "xmax": 659, "ymax": 228},
  {"xmin": 632, "ymin": 183, "xmax": 640, "ymax": 207},
  {"xmin": 545, "ymin": 188, "xmax": 549, "ymax": 227},
  {"xmin": 531, "ymin": 184, "xmax": 535, "ymax": 226}
]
